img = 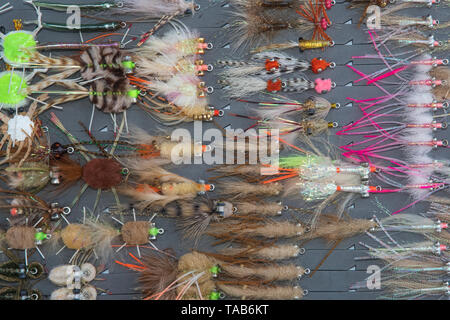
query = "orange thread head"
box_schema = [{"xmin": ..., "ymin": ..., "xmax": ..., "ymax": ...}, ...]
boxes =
[
  {"xmin": 267, "ymin": 79, "xmax": 282, "ymax": 92},
  {"xmin": 311, "ymin": 57, "xmax": 331, "ymax": 73},
  {"xmin": 265, "ymin": 59, "xmax": 280, "ymax": 71}
]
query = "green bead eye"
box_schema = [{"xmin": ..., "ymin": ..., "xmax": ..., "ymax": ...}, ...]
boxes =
[
  {"xmin": 122, "ymin": 61, "xmax": 136, "ymax": 70},
  {"xmin": 127, "ymin": 89, "xmax": 140, "ymax": 98},
  {"xmin": 209, "ymin": 291, "xmax": 220, "ymax": 300},
  {"xmin": 34, "ymin": 232, "xmax": 47, "ymax": 241},
  {"xmin": 209, "ymin": 265, "xmax": 221, "ymax": 275},
  {"xmin": 148, "ymin": 227, "xmax": 159, "ymax": 237}
]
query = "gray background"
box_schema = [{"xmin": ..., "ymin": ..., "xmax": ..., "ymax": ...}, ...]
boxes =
[{"xmin": 0, "ymin": 0, "xmax": 448, "ymax": 300}]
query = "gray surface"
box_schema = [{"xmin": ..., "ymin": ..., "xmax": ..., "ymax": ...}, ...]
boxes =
[{"xmin": 0, "ymin": 0, "xmax": 448, "ymax": 300}]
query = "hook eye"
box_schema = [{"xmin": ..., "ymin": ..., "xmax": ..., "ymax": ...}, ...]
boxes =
[
  {"xmin": 121, "ymin": 168, "xmax": 130, "ymax": 175},
  {"xmin": 332, "ymin": 121, "xmax": 338, "ymax": 128},
  {"xmin": 207, "ymin": 65, "xmax": 213, "ymax": 72},
  {"xmin": 63, "ymin": 207, "xmax": 71, "ymax": 215},
  {"xmin": 209, "ymin": 184, "xmax": 215, "ymax": 191},
  {"xmin": 334, "ymin": 103, "xmax": 341, "ymax": 109},
  {"xmin": 443, "ymin": 102, "xmax": 449, "ymax": 109},
  {"xmin": 303, "ymin": 289, "xmax": 309, "ymax": 296},
  {"xmin": 218, "ymin": 110, "xmax": 224, "ymax": 117},
  {"xmin": 67, "ymin": 147, "xmax": 74, "ymax": 154},
  {"xmin": 194, "ymin": 3, "xmax": 201, "ymax": 11},
  {"xmin": 299, "ymin": 247, "xmax": 306, "ymax": 255},
  {"xmin": 158, "ymin": 228, "xmax": 164, "ymax": 235},
  {"xmin": 329, "ymin": 40, "xmax": 335, "ymax": 47},
  {"xmin": 116, "ymin": 2, "xmax": 124, "ymax": 8},
  {"xmin": 41, "ymin": 126, "xmax": 48, "ymax": 133},
  {"xmin": 329, "ymin": 62, "xmax": 336, "ymax": 68},
  {"xmin": 304, "ymin": 268, "xmax": 311, "ymax": 275},
  {"xmin": 442, "ymin": 139, "xmax": 448, "ymax": 147},
  {"xmin": 442, "ymin": 122, "xmax": 448, "ymax": 129},
  {"xmin": 206, "ymin": 86, "xmax": 214, "ymax": 94},
  {"xmin": 206, "ymin": 42, "xmax": 213, "ymax": 50},
  {"xmin": 331, "ymin": 82, "xmax": 336, "ymax": 88},
  {"xmin": 119, "ymin": 22, "xmax": 127, "ymax": 29},
  {"xmin": 443, "ymin": 59, "xmax": 449, "ymax": 65}
]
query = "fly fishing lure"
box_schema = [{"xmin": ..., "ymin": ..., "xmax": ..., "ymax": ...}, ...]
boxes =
[
  {"xmin": 353, "ymin": 254, "xmax": 450, "ymax": 287},
  {"xmin": 378, "ymin": 279, "xmax": 450, "ymax": 299},
  {"xmin": 131, "ymin": 28, "xmax": 213, "ymax": 79},
  {"xmin": 228, "ymin": 0, "xmax": 332, "ymax": 51},
  {"xmin": 131, "ymin": 27, "xmax": 212, "ymax": 60},
  {"xmin": 132, "ymin": 52, "xmax": 212, "ymax": 80},
  {"xmin": 217, "ymin": 53, "xmax": 335, "ymax": 79},
  {"xmin": 378, "ymin": 12, "xmax": 449, "ymax": 30},
  {"xmin": 231, "ymin": 0, "xmax": 335, "ymax": 11},
  {"xmin": 51, "ymin": 209, "xmax": 164, "ymax": 262},
  {"xmin": 207, "ymin": 219, "xmax": 307, "ymax": 242},
  {"xmin": 252, "ymin": 38, "xmax": 334, "ymax": 54},
  {"xmin": 349, "ymin": 0, "xmax": 445, "ymax": 27},
  {"xmin": 117, "ymin": 158, "xmax": 214, "ymax": 210},
  {"xmin": 1, "ymin": 29, "xmax": 145, "ymax": 123},
  {"xmin": 299, "ymin": 213, "xmax": 449, "ymax": 243},
  {"xmin": 238, "ymin": 95, "xmax": 339, "ymax": 124},
  {"xmin": 220, "ymin": 75, "xmax": 335, "ymax": 98},
  {"xmin": 48, "ymin": 262, "xmax": 98, "ymax": 300},
  {"xmin": 0, "ymin": 189, "xmax": 71, "ymax": 231},
  {"xmin": 24, "ymin": 0, "xmax": 198, "ymax": 34},
  {"xmin": 29, "ymin": 0, "xmax": 197, "ymax": 17},
  {"xmin": 0, "ymin": 95, "xmax": 49, "ymax": 167},
  {"xmin": 0, "ymin": 283, "xmax": 42, "ymax": 300},
  {"xmin": 135, "ymin": 83, "xmax": 222, "ymax": 126},
  {"xmin": 0, "ymin": 247, "xmax": 45, "ymax": 283},
  {"xmin": 342, "ymin": 35, "xmax": 450, "ymax": 175},
  {"xmin": 1, "ymin": 217, "xmax": 53, "ymax": 265},
  {"xmin": 217, "ymin": 243, "xmax": 306, "ymax": 261},
  {"xmin": 138, "ymin": 73, "xmax": 213, "ymax": 109},
  {"xmin": 210, "ymin": 146, "xmax": 380, "ymax": 227},
  {"xmin": 0, "ymin": 67, "xmax": 141, "ymax": 116},
  {"xmin": 36, "ymin": 113, "xmax": 166, "ymax": 211},
  {"xmin": 352, "ymin": 254, "xmax": 450, "ymax": 299},
  {"xmin": 229, "ymin": 99, "xmax": 339, "ymax": 144},
  {"xmin": 354, "ymin": 233, "xmax": 450, "ymax": 299},
  {"xmin": 122, "ymin": 127, "xmax": 212, "ymax": 163},
  {"xmin": 116, "ymin": 249, "xmax": 307, "ymax": 300},
  {"xmin": 144, "ymin": 198, "xmax": 285, "ymax": 245},
  {"xmin": 371, "ymin": 27, "xmax": 445, "ymax": 50}
]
